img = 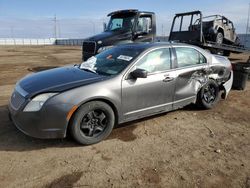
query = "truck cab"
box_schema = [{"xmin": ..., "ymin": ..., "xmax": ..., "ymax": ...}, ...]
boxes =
[{"xmin": 82, "ymin": 9, "xmax": 156, "ymax": 61}]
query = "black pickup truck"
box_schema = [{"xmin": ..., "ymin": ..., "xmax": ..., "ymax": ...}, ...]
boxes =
[{"xmin": 82, "ymin": 9, "xmax": 156, "ymax": 61}]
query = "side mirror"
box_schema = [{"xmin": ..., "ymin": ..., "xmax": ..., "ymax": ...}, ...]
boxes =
[
  {"xmin": 103, "ymin": 23, "xmax": 107, "ymax": 31},
  {"xmin": 130, "ymin": 69, "xmax": 148, "ymax": 79}
]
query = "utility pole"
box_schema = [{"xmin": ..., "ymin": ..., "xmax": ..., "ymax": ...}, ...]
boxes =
[
  {"xmin": 58, "ymin": 20, "xmax": 61, "ymax": 38},
  {"xmin": 245, "ymin": 3, "xmax": 250, "ymax": 46},
  {"xmin": 10, "ymin": 26, "xmax": 14, "ymax": 38},
  {"xmin": 54, "ymin": 14, "xmax": 57, "ymax": 39},
  {"xmin": 161, "ymin": 24, "xmax": 164, "ymax": 36}
]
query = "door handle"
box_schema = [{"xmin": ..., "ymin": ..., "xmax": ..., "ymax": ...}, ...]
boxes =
[{"xmin": 163, "ymin": 76, "xmax": 174, "ymax": 82}]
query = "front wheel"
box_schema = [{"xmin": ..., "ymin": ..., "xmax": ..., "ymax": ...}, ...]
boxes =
[
  {"xmin": 196, "ymin": 80, "xmax": 220, "ymax": 109},
  {"xmin": 235, "ymin": 37, "xmax": 241, "ymax": 46},
  {"xmin": 70, "ymin": 101, "xmax": 115, "ymax": 145}
]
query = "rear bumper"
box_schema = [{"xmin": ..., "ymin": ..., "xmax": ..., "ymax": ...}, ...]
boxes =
[{"xmin": 222, "ymin": 71, "xmax": 233, "ymax": 98}]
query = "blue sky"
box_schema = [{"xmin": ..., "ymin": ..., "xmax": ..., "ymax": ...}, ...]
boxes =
[{"xmin": 0, "ymin": 0, "xmax": 249, "ymax": 38}]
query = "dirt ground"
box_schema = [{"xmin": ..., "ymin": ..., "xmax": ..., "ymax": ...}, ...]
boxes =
[{"xmin": 0, "ymin": 46, "xmax": 249, "ymax": 188}]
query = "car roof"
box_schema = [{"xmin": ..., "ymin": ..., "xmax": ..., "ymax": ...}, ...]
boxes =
[
  {"xmin": 113, "ymin": 42, "xmax": 211, "ymax": 63},
  {"xmin": 116, "ymin": 42, "xmax": 196, "ymax": 50}
]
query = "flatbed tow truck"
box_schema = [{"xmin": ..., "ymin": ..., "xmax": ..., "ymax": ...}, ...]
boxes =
[
  {"xmin": 169, "ymin": 11, "xmax": 248, "ymax": 56},
  {"xmin": 81, "ymin": 10, "xmax": 248, "ymax": 60}
]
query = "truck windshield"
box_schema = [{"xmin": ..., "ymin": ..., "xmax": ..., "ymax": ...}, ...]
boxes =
[
  {"xmin": 80, "ymin": 47, "xmax": 142, "ymax": 76},
  {"xmin": 106, "ymin": 13, "xmax": 136, "ymax": 32}
]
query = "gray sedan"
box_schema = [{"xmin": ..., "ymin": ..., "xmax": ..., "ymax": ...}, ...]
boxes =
[{"xmin": 9, "ymin": 43, "xmax": 233, "ymax": 145}]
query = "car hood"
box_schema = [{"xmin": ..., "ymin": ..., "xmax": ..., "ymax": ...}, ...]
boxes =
[
  {"xmin": 18, "ymin": 66, "xmax": 107, "ymax": 97},
  {"xmin": 85, "ymin": 30, "xmax": 132, "ymax": 45}
]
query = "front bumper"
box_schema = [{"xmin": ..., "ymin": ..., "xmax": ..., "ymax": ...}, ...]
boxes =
[{"xmin": 8, "ymin": 102, "xmax": 73, "ymax": 139}]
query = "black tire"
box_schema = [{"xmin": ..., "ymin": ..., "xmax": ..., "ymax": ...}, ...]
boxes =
[
  {"xmin": 70, "ymin": 101, "xmax": 115, "ymax": 145},
  {"xmin": 235, "ymin": 37, "xmax": 241, "ymax": 46},
  {"xmin": 223, "ymin": 50, "xmax": 231, "ymax": 57},
  {"xmin": 196, "ymin": 80, "xmax": 220, "ymax": 109},
  {"xmin": 215, "ymin": 32, "xmax": 224, "ymax": 45}
]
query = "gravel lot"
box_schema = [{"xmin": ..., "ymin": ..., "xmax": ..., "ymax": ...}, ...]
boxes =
[{"xmin": 0, "ymin": 46, "xmax": 249, "ymax": 188}]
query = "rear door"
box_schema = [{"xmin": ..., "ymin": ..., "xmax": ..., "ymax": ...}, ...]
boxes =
[
  {"xmin": 172, "ymin": 47, "xmax": 208, "ymax": 109},
  {"xmin": 121, "ymin": 47, "xmax": 176, "ymax": 121}
]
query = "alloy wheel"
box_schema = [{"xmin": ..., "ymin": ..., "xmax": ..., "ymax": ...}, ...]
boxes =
[
  {"xmin": 80, "ymin": 110, "xmax": 107, "ymax": 137},
  {"xmin": 203, "ymin": 84, "xmax": 217, "ymax": 104}
]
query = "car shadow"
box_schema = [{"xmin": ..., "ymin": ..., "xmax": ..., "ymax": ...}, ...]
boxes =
[
  {"xmin": 27, "ymin": 66, "xmax": 59, "ymax": 73},
  {"xmin": 182, "ymin": 103, "xmax": 203, "ymax": 111},
  {"xmin": 0, "ymin": 105, "xmax": 77, "ymax": 152},
  {"xmin": 229, "ymin": 57, "xmax": 242, "ymax": 61},
  {"xmin": 0, "ymin": 105, "xmax": 167, "ymax": 152}
]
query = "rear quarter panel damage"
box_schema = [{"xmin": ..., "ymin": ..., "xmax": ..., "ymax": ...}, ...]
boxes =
[{"xmin": 174, "ymin": 54, "xmax": 232, "ymax": 109}]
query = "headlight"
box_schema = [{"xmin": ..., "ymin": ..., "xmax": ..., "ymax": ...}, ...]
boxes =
[
  {"xmin": 23, "ymin": 93, "xmax": 58, "ymax": 112},
  {"xmin": 97, "ymin": 45, "xmax": 113, "ymax": 53}
]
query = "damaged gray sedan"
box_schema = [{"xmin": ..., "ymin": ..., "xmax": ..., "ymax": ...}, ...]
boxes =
[{"xmin": 9, "ymin": 43, "xmax": 233, "ymax": 145}]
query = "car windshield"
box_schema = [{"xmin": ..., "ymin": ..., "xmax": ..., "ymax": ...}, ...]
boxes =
[
  {"xmin": 80, "ymin": 47, "xmax": 142, "ymax": 76},
  {"xmin": 106, "ymin": 13, "xmax": 136, "ymax": 32}
]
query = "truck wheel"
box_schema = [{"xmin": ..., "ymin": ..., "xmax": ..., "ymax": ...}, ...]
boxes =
[
  {"xmin": 223, "ymin": 50, "xmax": 230, "ymax": 57},
  {"xmin": 196, "ymin": 80, "xmax": 220, "ymax": 109},
  {"xmin": 70, "ymin": 101, "xmax": 115, "ymax": 145},
  {"xmin": 235, "ymin": 37, "xmax": 241, "ymax": 46},
  {"xmin": 216, "ymin": 32, "xmax": 224, "ymax": 45}
]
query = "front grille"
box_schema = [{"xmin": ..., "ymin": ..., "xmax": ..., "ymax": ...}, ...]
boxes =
[
  {"xmin": 10, "ymin": 90, "xmax": 25, "ymax": 110},
  {"xmin": 82, "ymin": 41, "xmax": 96, "ymax": 54}
]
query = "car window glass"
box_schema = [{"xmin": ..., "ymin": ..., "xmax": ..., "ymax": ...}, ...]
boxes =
[
  {"xmin": 175, "ymin": 47, "xmax": 206, "ymax": 68},
  {"xmin": 80, "ymin": 47, "xmax": 142, "ymax": 76},
  {"xmin": 136, "ymin": 48, "xmax": 171, "ymax": 73},
  {"xmin": 107, "ymin": 13, "xmax": 136, "ymax": 32},
  {"xmin": 110, "ymin": 18, "xmax": 123, "ymax": 30},
  {"xmin": 137, "ymin": 16, "xmax": 152, "ymax": 33}
]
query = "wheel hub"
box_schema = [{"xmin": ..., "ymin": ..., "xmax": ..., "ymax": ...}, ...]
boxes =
[
  {"xmin": 203, "ymin": 85, "xmax": 216, "ymax": 103},
  {"xmin": 80, "ymin": 110, "xmax": 107, "ymax": 137}
]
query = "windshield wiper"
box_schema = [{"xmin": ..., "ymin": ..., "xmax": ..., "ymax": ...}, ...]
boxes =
[{"xmin": 80, "ymin": 67, "xmax": 97, "ymax": 74}]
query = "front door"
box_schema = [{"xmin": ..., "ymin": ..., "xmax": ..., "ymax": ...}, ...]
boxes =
[
  {"xmin": 121, "ymin": 47, "xmax": 176, "ymax": 121},
  {"xmin": 134, "ymin": 15, "xmax": 154, "ymax": 42}
]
